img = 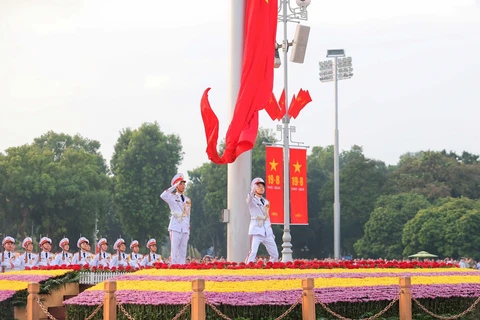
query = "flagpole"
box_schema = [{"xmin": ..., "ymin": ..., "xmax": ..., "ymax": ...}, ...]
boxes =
[
  {"xmin": 227, "ymin": 0, "xmax": 251, "ymax": 262},
  {"xmin": 280, "ymin": 0, "xmax": 293, "ymax": 263}
]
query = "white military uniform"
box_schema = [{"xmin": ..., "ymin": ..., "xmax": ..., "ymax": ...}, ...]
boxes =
[
  {"xmin": 20, "ymin": 252, "xmax": 39, "ymax": 268},
  {"xmin": 19, "ymin": 237, "xmax": 38, "ymax": 269},
  {"xmin": 129, "ymin": 252, "xmax": 143, "ymax": 268},
  {"xmin": 54, "ymin": 251, "xmax": 73, "ymax": 266},
  {"xmin": 53, "ymin": 238, "xmax": 73, "ymax": 266},
  {"xmin": 109, "ymin": 239, "xmax": 129, "ymax": 268},
  {"xmin": 91, "ymin": 238, "xmax": 111, "ymax": 268},
  {"xmin": 245, "ymin": 178, "xmax": 279, "ymax": 263},
  {"xmin": 1, "ymin": 236, "xmax": 22, "ymax": 271},
  {"xmin": 141, "ymin": 252, "xmax": 163, "ymax": 267},
  {"xmin": 71, "ymin": 237, "xmax": 94, "ymax": 266},
  {"xmin": 37, "ymin": 237, "xmax": 55, "ymax": 267},
  {"xmin": 160, "ymin": 173, "xmax": 191, "ymax": 264},
  {"xmin": 140, "ymin": 239, "xmax": 163, "ymax": 267}
]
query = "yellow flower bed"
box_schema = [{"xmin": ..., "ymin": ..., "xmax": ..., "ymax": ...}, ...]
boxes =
[
  {"xmin": 85, "ymin": 268, "xmax": 480, "ymax": 293},
  {"xmin": 0, "ymin": 280, "xmax": 35, "ymax": 291},
  {"xmin": 136, "ymin": 268, "xmax": 468, "ymax": 277},
  {"xmin": 6, "ymin": 269, "xmax": 73, "ymax": 277}
]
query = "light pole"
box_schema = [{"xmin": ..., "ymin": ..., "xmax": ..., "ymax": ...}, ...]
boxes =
[
  {"xmin": 277, "ymin": 0, "xmax": 311, "ymax": 262},
  {"xmin": 319, "ymin": 50, "xmax": 353, "ymax": 259}
]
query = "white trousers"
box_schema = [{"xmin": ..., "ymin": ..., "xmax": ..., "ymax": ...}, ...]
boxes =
[
  {"xmin": 245, "ymin": 234, "xmax": 279, "ymax": 263},
  {"xmin": 170, "ymin": 230, "xmax": 189, "ymax": 264}
]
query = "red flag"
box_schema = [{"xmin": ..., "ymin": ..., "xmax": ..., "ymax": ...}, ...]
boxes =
[
  {"xmin": 287, "ymin": 89, "xmax": 312, "ymax": 119},
  {"xmin": 200, "ymin": 0, "xmax": 278, "ymax": 164},
  {"xmin": 277, "ymin": 88, "xmax": 286, "ymax": 120},
  {"xmin": 264, "ymin": 92, "xmax": 281, "ymax": 121},
  {"xmin": 266, "ymin": 146, "xmax": 284, "ymax": 224},
  {"xmin": 289, "ymin": 148, "xmax": 308, "ymax": 224}
]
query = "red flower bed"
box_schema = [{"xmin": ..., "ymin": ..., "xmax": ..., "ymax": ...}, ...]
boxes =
[{"xmin": 23, "ymin": 259, "xmax": 456, "ymax": 272}]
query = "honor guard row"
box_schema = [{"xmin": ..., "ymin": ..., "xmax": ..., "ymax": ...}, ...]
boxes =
[{"xmin": 0, "ymin": 235, "xmax": 163, "ymax": 272}]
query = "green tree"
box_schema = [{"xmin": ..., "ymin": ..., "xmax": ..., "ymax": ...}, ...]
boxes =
[
  {"xmin": 354, "ymin": 193, "xmax": 431, "ymax": 259},
  {"xmin": 319, "ymin": 145, "xmax": 388, "ymax": 257},
  {"xmin": 111, "ymin": 122, "xmax": 183, "ymax": 245},
  {"xmin": 402, "ymin": 197, "xmax": 480, "ymax": 258},
  {"xmin": 0, "ymin": 133, "xmax": 110, "ymax": 243},
  {"xmin": 386, "ymin": 151, "xmax": 480, "ymax": 200}
]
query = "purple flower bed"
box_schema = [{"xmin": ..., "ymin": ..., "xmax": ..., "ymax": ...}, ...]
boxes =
[
  {"xmin": 113, "ymin": 270, "xmax": 480, "ymax": 282},
  {"xmin": 64, "ymin": 283, "xmax": 480, "ymax": 306},
  {"xmin": 0, "ymin": 291, "xmax": 17, "ymax": 303},
  {"xmin": 0, "ymin": 274, "xmax": 51, "ymax": 282}
]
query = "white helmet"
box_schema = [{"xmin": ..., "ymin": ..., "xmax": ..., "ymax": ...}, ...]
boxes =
[
  {"xmin": 251, "ymin": 177, "xmax": 265, "ymax": 190},
  {"xmin": 171, "ymin": 173, "xmax": 186, "ymax": 186}
]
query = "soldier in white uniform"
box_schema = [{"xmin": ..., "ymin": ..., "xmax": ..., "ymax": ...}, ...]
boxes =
[
  {"xmin": 245, "ymin": 177, "xmax": 279, "ymax": 263},
  {"xmin": 71, "ymin": 237, "xmax": 94, "ymax": 266},
  {"xmin": 20, "ymin": 237, "xmax": 38, "ymax": 269},
  {"xmin": 128, "ymin": 240, "xmax": 143, "ymax": 269},
  {"xmin": 53, "ymin": 238, "xmax": 73, "ymax": 266},
  {"xmin": 109, "ymin": 238, "xmax": 129, "ymax": 268},
  {"xmin": 160, "ymin": 173, "xmax": 191, "ymax": 264},
  {"xmin": 37, "ymin": 237, "xmax": 56, "ymax": 267},
  {"xmin": 1, "ymin": 236, "xmax": 21, "ymax": 272},
  {"xmin": 91, "ymin": 238, "xmax": 111, "ymax": 268},
  {"xmin": 141, "ymin": 238, "xmax": 163, "ymax": 267}
]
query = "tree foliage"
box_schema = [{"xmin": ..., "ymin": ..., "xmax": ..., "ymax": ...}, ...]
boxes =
[
  {"xmin": 0, "ymin": 132, "xmax": 110, "ymax": 243},
  {"xmin": 317, "ymin": 145, "xmax": 388, "ymax": 256},
  {"xmin": 354, "ymin": 193, "xmax": 431, "ymax": 259},
  {"xmin": 402, "ymin": 197, "xmax": 480, "ymax": 258},
  {"xmin": 386, "ymin": 151, "xmax": 480, "ymax": 200},
  {"xmin": 111, "ymin": 122, "xmax": 183, "ymax": 246}
]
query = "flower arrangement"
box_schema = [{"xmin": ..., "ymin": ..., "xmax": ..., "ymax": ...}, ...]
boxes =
[
  {"xmin": 65, "ymin": 262, "xmax": 480, "ymax": 320},
  {"xmin": 65, "ymin": 267, "xmax": 479, "ymax": 307},
  {"xmin": 0, "ymin": 269, "xmax": 74, "ymax": 302}
]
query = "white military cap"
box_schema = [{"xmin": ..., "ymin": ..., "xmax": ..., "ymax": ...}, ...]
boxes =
[
  {"xmin": 97, "ymin": 238, "xmax": 108, "ymax": 248},
  {"xmin": 251, "ymin": 177, "xmax": 265, "ymax": 189},
  {"xmin": 171, "ymin": 173, "xmax": 186, "ymax": 186},
  {"xmin": 59, "ymin": 238, "xmax": 69, "ymax": 247},
  {"xmin": 130, "ymin": 240, "xmax": 139, "ymax": 250},
  {"xmin": 77, "ymin": 237, "xmax": 89, "ymax": 248},
  {"xmin": 2, "ymin": 236, "xmax": 14, "ymax": 246},
  {"xmin": 146, "ymin": 238, "xmax": 156, "ymax": 248},
  {"xmin": 113, "ymin": 238, "xmax": 125, "ymax": 251},
  {"xmin": 22, "ymin": 237, "xmax": 33, "ymax": 249},
  {"xmin": 39, "ymin": 237, "xmax": 52, "ymax": 247}
]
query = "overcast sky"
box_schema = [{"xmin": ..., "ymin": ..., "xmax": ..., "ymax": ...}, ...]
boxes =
[{"xmin": 1, "ymin": 0, "xmax": 479, "ymax": 176}]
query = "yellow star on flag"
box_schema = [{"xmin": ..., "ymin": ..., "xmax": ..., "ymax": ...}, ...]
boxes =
[
  {"xmin": 293, "ymin": 161, "xmax": 302, "ymax": 173},
  {"xmin": 269, "ymin": 158, "xmax": 279, "ymax": 171}
]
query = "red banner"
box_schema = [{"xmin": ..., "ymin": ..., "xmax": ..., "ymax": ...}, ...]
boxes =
[
  {"xmin": 265, "ymin": 146, "xmax": 284, "ymax": 224},
  {"xmin": 289, "ymin": 148, "xmax": 308, "ymax": 225}
]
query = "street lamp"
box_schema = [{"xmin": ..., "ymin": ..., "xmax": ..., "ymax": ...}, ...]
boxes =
[
  {"xmin": 277, "ymin": 0, "xmax": 311, "ymax": 263},
  {"xmin": 319, "ymin": 50, "xmax": 354, "ymax": 259}
]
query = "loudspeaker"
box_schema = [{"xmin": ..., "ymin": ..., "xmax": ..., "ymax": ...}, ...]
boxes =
[
  {"xmin": 274, "ymin": 49, "xmax": 281, "ymax": 68},
  {"xmin": 290, "ymin": 24, "xmax": 310, "ymax": 64}
]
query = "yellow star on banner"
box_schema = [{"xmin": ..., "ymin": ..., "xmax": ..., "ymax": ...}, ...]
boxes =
[
  {"xmin": 269, "ymin": 158, "xmax": 279, "ymax": 171},
  {"xmin": 293, "ymin": 161, "xmax": 302, "ymax": 173}
]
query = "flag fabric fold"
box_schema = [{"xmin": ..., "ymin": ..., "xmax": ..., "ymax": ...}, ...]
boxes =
[
  {"xmin": 265, "ymin": 92, "xmax": 281, "ymax": 121},
  {"xmin": 200, "ymin": 0, "xmax": 278, "ymax": 164},
  {"xmin": 287, "ymin": 89, "xmax": 312, "ymax": 119}
]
